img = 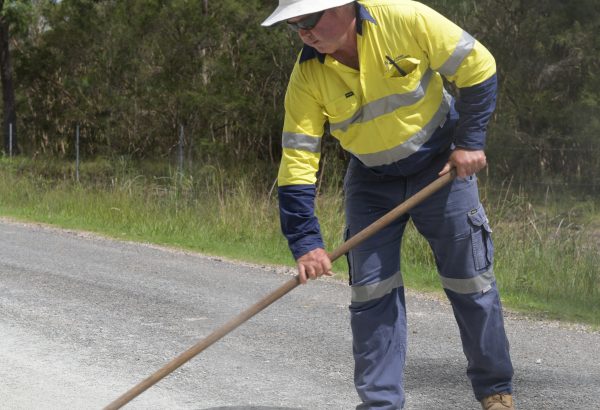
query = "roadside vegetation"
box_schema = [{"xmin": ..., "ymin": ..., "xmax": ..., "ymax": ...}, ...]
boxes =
[
  {"xmin": 0, "ymin": 1, "xmax": 598, "ymax": 328},
  {"xmin": 1, "ymin": 157, "xmax": 598, "ymax": 327}
]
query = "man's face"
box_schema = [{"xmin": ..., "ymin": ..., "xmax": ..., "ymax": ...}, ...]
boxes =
[{"xmin": 287, "ymin": 7, "xmax": 353, "ymax": 55}]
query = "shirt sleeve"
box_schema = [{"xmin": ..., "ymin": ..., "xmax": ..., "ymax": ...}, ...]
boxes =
[
  {"xmin": 410, "ymin": 2, "xmax": 497, "ymax": 149},
  {"xmin": 278, "ymin": 184, "xmax": 324, "ymax": 259},
  {"xmin": 277, "ymin": 60, "xmax": 327, "ymax": 259},
  {"xmin": 411, "ymin": 2, "xmax": 496, "ymax": 87},
  {"xmin": 454, "ymin": 74, "xmax": 497, "ymax": 150}
]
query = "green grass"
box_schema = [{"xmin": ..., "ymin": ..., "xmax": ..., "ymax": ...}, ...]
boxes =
[{"xmin": 1, "ymin": 156, "xmax": 598, "ymax": 327}]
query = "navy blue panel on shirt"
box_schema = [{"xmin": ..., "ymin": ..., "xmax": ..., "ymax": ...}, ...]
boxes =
[
  {"xmin": 453, "ymin": 74, "xmax": 498, "ymax": 150},
  {"xmin": 355, "ymin": 1, "xmax": 377, "ymax": 34},
  {"xmin": 278, "ymin": 184, "xmax": 324, "ymax": 259}
]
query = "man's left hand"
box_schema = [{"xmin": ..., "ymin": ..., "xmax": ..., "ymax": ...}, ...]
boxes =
[{"xmin": 439, "ymin": 148, "xmax": 486, "ymax": 178}]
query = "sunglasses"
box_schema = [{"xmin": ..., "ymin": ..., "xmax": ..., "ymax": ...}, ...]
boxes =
[{"xmin": 287, "ymin": 10, "xmax": 325, "ymax": 32}]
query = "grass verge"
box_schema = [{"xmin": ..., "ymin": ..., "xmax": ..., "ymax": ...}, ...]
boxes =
[{"xmin": 1, "ymin": 157, "xmax": 598, "ymax": 327}]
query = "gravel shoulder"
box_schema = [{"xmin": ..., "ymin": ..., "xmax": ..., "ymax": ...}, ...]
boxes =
[{"xmin": 0, "ymin": 218, "xmax": 598, "ymax": 410}]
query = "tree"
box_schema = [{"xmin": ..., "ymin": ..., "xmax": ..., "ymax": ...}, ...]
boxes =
[
  {"xmin": 0, "ymin": 0, "xmax": 17, "ymax": 155},
  {"xmin": 0, "ymin": 0, "xmax": 32, "ymax": 156}
]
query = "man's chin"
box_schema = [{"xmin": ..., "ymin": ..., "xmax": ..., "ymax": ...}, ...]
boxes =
[{"xmin": 313, "ymin": 44, "xmax": 333, "ymax": 54}]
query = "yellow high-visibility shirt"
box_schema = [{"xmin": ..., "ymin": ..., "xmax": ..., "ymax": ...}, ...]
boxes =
[{"xmin": 278, "ymin": 0, "xmax": 496, "ymax": 187}]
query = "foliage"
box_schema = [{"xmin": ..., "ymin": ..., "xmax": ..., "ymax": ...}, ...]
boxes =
[
  {"xmin": 13, "ymin": 0, "xmax": 298, "ymax": 161},
  {"xmin": 430, "ymin": 0, "xmax": 600, "ymax": 190},
  {"xmin": 1, "ymin": 0, "xmax": 597, "ymax": 193}
]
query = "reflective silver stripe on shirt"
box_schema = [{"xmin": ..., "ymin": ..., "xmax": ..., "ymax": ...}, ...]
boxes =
[
  {"xmin": 330, "ymin": 69, "xmax": 434, "ymax": 133},
  {"xmin": 436, "ymin": 31, "xmax": 476, "ymax": 77},
  {"xmin": 439, "ymin": 269, "xmax": 495, "ymax": 294},
  {"xmin": 282, "ymin": 132, "xmax": 322, "ymax": 153},
  {"xmin": 348, "ymin": 90, "xmax": 452, "ymax": 167},
  {"xmin": 351, "ymin": 270, "xmax": 404, "ymax": 303}
]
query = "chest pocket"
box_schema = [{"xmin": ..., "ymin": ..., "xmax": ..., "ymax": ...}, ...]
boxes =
[
  {"xmin": 384, "ymin": 57, "xmax": 422, "ymax": 92},
  {"xmin": 323, "ymin": 92, "xmax": 360, "ymax": 124}
]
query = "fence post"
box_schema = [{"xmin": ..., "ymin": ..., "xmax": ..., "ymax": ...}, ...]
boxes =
[
  {"xmin": 76, "ymin": 124, "xmax": 80, "ymax": 182},
  {"xmin": 9, "ymin": 123, "xmax": 12, "ymax": 158},
  {"xmin": 188, "ymin": 128, "xmax": 193, "ymax": 172},
  {"xmin": 178, "ymin": 124, "xmax": 184, "ymax": 176}
]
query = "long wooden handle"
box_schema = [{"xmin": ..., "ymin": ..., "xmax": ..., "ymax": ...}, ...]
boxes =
[
  {"xmin": 327, "ymin": 169, "xmax": 456, "ymax": 261},
  {"xmin": 104, "ymin": 169, "xmax": 456, "ymax": 409}
]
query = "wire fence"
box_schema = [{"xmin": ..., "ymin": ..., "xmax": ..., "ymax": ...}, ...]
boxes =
[{"xmin": 3, "ymin": 122, "xmax": 600, "ymax": 199}]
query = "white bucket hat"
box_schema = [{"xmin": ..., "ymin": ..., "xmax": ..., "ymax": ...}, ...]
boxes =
[{"xmin": 261, "ymin": 0, "xmax": 355, "ymax": 27}]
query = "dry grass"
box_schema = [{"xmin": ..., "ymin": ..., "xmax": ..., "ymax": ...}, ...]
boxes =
[{"xmin": 0, "ymin": 156, "xmax": 598, "ymax": 325}]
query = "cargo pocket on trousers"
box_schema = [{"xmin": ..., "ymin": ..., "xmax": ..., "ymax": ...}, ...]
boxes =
[{"xmin": 467, "ymin": 205, "xmax": 494, "ymax": 271}]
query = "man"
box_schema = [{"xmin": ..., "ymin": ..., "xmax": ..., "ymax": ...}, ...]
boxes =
[{"xmin": 262, "ymin": 1, "xmax": 514, "ymax": 409}]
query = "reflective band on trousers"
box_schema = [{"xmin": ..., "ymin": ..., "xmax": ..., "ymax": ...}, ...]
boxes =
[
  {"xmin": 439, "ymin": 269, "xmax": 495, "ymax": 294},
  {"xmin": 351, "ymin": 270, "xmax": 404, "ymax": 303},
  {"xmin": 330, "ymin": 69, "xmax": 434, "ymax": 134},
  {"xmin": 436, "ymin": 31, "xmax": 476, "ymax": 77},
  {"xmin": 347, "ymin": 90, "xmax": 452, "ymax": 167},
  {"xmin": 282, "ymin": 132, "xmax": 322, "ymax": 153}
]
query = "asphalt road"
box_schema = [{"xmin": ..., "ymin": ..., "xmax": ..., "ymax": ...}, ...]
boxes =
[{"xmin": 0, "ymin": 219, "xmax": 599, "ymax": 410}]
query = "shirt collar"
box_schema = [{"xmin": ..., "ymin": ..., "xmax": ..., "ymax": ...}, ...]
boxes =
[
  {"xmin": 299, "ymin": 2, "xmax": 377, "ymax": 64},
  {"xmin": 355, "ymin": 1, "xmax": 377, "ymax": 35}
]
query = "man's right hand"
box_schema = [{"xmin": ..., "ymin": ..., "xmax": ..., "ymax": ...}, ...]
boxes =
[{"xmin": 296, "ymin": 248, "xmax": 333, "ymax": 284}]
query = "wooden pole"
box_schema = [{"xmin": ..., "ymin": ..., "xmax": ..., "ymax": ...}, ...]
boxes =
[
  {"xmin": 104, "ymin": 169, "xmax": 457, "ymax": 409},
  {"xmin": 76, "ymin": 124, "xmax": 80, "ymax": 182}
]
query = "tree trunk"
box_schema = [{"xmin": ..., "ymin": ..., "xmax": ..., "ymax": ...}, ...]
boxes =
[{"xmin": 0, "ymin": 1, "xmax": 18, "ymax": 155}]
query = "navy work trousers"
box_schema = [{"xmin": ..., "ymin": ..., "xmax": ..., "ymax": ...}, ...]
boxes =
[{"xmin": 344, "ymin": 151, "xmax": 514, "ymax": 409}]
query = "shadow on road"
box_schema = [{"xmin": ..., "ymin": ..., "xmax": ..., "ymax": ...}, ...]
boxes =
[
  {"xmin": 202, "ymin": 407, "xmax": 304, "ymax": 410},
  {"xmin": 405, "ymin": 357, "xmax": 469, "ymax": 388}
]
